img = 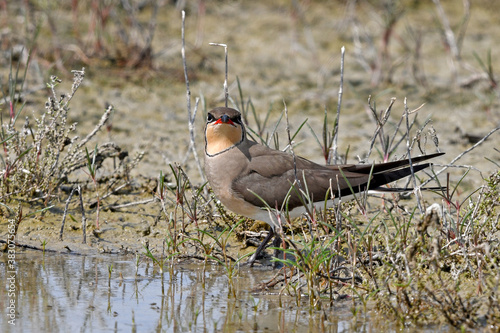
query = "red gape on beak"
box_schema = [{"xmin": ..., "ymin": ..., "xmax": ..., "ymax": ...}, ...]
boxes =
[{"xmin": 214, "ymin": 114, "xmax": 235, "ymax": 126}]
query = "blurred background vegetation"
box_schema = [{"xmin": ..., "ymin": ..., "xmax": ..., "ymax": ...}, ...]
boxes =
[{"xmin": 0, "ymin": 1, "xmax": 498, "ymax": 182}]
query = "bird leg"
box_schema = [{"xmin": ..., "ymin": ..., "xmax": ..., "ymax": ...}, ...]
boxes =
[
  {"xmin": 246, "ymin": 228, "xmax": 274, "ymax": 267},
  {"xmin": 271, "ymin": 233, "xmax": 282, "ymax": 269}
]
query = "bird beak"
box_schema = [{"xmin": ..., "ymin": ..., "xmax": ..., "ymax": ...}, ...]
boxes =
[{"xmin": 214, "ymin": 114, "xmax": 236, "ymax": 126}]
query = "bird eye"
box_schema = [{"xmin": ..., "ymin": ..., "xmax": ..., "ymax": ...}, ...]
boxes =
[
  {"xmin": 234, "ymin": 115, "xmax": 242, "ymax": 124},
  {"xmin": 207, "ymin": 113, "xmax": 215, "ymax": 122}
]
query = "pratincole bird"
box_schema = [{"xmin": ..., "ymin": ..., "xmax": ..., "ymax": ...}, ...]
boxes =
[{"xmin": 204, "ymin": 106, "xmax": 443, "ymax": 266}]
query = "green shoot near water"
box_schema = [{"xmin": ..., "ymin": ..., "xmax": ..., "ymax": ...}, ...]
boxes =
[{"xmin": 195, "ymin": 219, "xmax": 252, "ymax": 297}]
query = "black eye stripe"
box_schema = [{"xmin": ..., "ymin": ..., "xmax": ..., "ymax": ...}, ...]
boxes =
[{"xmin": 207, "ymin": 113, "xmax": 242, "ymax": 124}]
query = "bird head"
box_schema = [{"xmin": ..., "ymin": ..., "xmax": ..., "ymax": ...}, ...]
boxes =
[{"xmin": 205, "ymin": 107, "xmax": 245, "ymax": 156}]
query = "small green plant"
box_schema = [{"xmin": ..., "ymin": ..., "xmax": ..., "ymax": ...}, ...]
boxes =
[
  {"xmin": 107, "ymin": 264, "xmax": 113, "ymax": 288},
  {"xmin": 156, "ymin": 165, "xmax": 213, "ymax": 255},
  {"xmin": 272, "ymin": 229, "xmax": 342, "ymax": 309},
  {"xmin": 196, "ymin": 219, "xmax": 252, "ymax": 297},
  {"xmin": 40, "ymin": 239, "xmax": 47, "ymax": 254},
  {"xmin": 234, "ymin": 76, "xmax": 308, "ymax": 150},
  {"xmin": 472, "ymin": 49, "xmax": 497, "ymax": 89},
  {"xmin": 144, "ymin": 235, "xmax": 186, "ymax": 281},
  {"xmin": 307, "ymin": 106, "xmax": 339, "ymax": 164},
  {"xmin": 193, "ymin": 308, "xmax": 200, "ymax": 327},
  {"xmin": 249, "ymin": 295, "xmax": 260, "ymax": 313},
  {"xmin": 134, "ymin": 251, "xmax": 140, "ymax": 277}
]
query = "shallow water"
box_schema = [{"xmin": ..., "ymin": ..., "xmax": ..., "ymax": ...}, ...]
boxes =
[
  {"xmin": 0, "ymin": 250, "xmax": 362, "ymax": 332},
  {"xmin": 0, "ymin": 250, "xmax": 455, "ymax": 333}
]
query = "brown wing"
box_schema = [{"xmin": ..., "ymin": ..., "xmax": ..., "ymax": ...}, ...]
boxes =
[
  {"xmin": 232, "ymin": 144, "xmax": 369, "ymax": 210},
  {"xmin": 232, "ymin": 144, "xmax": 443, "ymax": 210}
]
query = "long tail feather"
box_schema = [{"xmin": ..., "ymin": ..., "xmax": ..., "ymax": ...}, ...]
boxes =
[{"xmin": 352, "ymin": 152, "xmax": 444, "ymax": 174}]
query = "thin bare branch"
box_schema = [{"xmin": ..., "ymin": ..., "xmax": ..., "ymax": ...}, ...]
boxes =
[
  {"xmin": 365, "ymin": 97, "xmax": 396, "ymax": 160},
  {"xmin": 182, "ymin": 11, "xmax": 205, "ymax": 182},
  {"xmin": 105, "ymin": 198, "xmax": 155, "ymax": 210},
  {"xmin": 209, "ymin": 43, "xmax": 229, "ymax": 107},
  {"xmin": 59, "ymin": 186, "xmax": 76, "ymax": 241},
  {"xmin": 423, "ymin": 126, "xmax": 500, "ymax": 187},
  {"xmin": 331, "ymin": 46, "xmax": 345, "ymax": 165},
  {"xmin": 76, "ymin": 105, "xmax": 113, "ymax": 150},
  {"xmin": 78, "ymin": 185, "xmax": 86, "ymax": 244},
  {"xmin": 404, "ymin": 97, "xmax": 423, "ymax": 213}
]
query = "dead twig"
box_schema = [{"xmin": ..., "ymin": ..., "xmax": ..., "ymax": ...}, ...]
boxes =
[
  {"xmin": 104, "ymin": 198, "xmax": 155, "ymax": 211},
  {"xmin": 422, "ymin": 125, "xmax": 500, "ymax": 187},
  {"xmin": 59, "ymin": 186, "xmax": 76, "ymax": 241},
  {"xmin": 209, "ymin": 43, "xmax": 229, "ymax": 107},
  {"xmin": 330, "ymin": 46, "xmax": 345, "ymax": 165},
  {"xmin": 181, "ymin": 10, "xmax": 205, "ymax": 182},
  {"xmin": 78, "ymin": 185, "xmax": 86, "ymax": 244}
]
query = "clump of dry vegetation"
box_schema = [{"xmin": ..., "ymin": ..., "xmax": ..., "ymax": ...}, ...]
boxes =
[
  {"xmin": 1, "ymin": 68, "xmax": 112, "ymax": 199},
  {"xmin": 0, "ymin": 62, "xmax": 144, "ymax": 232}
]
